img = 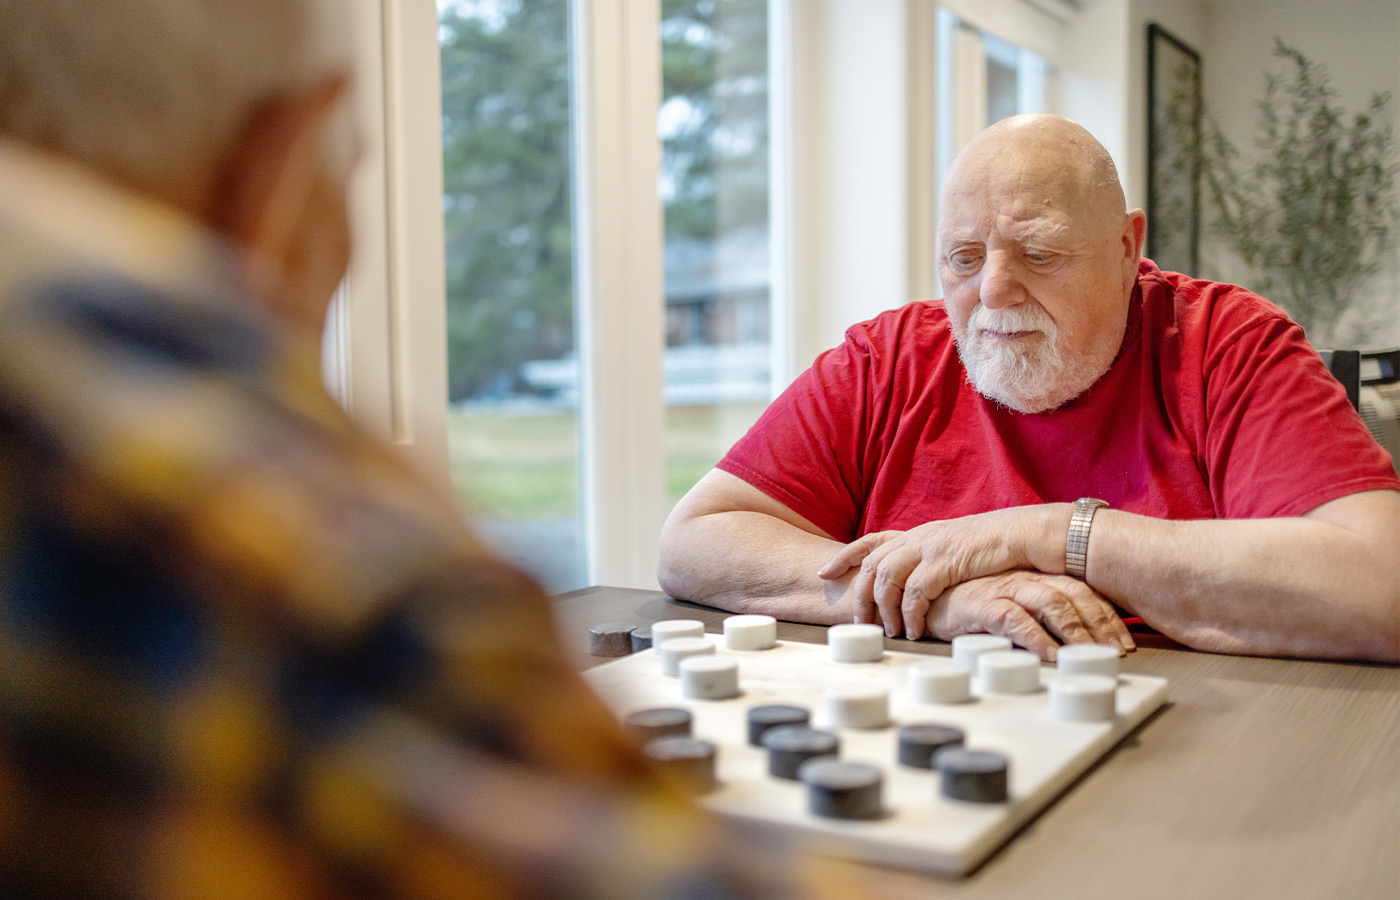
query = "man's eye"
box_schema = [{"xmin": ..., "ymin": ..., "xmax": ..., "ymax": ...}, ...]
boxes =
[
  {"xmin": 948, "ymin": 253, "xmax": 982, "ymax": 273},
  {"xmin": 1024, "ymin": 250, "xmax": 1057, "ymax": 264}
]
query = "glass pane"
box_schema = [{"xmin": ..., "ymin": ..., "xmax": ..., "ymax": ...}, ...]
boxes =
[
  {"xmin": 660, "ymin": 0, "xmax": 773, "ymax": 507},
  {"xmin": 984, "ymin": 31, "xmax": 1021, "ymax": 126},
  {"xmin": 438, "ymin": 0, "xmax": 585, "ymax": 592}
]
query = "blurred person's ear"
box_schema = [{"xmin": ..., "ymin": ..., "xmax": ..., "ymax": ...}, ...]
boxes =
[{"xmin": 207, "ymin": 74, "xmax": 354, "ymax": 337}]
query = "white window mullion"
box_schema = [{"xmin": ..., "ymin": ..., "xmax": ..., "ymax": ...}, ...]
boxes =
[
  {"xmin": 571, "ymin": 0, "xmax": 667, "ymax": 589},
  {"xmin": 328, "ymin": 0, "xmax": 393, "ymax": 438},
  {"xmin": 1017, "ymin": 47, "xmax": 1047, "ymax": 114},
  {"xmin": 767, "ymin": 0, "xmax": 796, "ymax": 392},
  {"xmin": 907, "ymin": 0, "xmax": 940, "ymax": 303},
  {"xmin": 934, "ymin": 7, "xmax": 957, "ymax": 199},
  {"xmin": 382, "ymin": 0, "xmax": 450, "ymax": 485},
  {"xmin": 935, "ymin": 12, "xmax": 988, "ymax": 208},
  {"xmin": 954, "ymin": 24, "xmax": 989, "ymax": 150},
  {"xmin": 772, "ymin": 0, "xmax": 834, "ymax": 382},
  {"xmin": 330, "ymin": 0, "xmax": 450, "ymax": 492}
]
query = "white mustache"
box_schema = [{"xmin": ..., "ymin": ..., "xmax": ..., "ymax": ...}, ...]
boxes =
[{"xmin": 967, "ymin": 304, "xmax": 1056, "ymax": 336}]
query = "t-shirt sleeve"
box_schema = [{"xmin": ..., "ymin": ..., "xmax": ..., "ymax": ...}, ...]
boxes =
[
  {"xmin": 717, "ymin": 327, "xmax": 880, "ymax": 541},
  {"xmin": 1201, "ymin": 299, "xmax": 1400, "ymax": 518}
]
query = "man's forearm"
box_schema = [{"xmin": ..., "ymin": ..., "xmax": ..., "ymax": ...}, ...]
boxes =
[
  {"xmin": 658, "ymin": 509, "xmax": 854, "ymax": 624},
  {"xmin": 1084, "ymin": 493, "xmax": 1400, "ymax": 661}
]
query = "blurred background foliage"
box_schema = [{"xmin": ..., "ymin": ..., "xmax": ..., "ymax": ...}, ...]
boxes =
[{"xmin": 1202, "ymin": 41, "xmax": 1398, "ymax": 347}]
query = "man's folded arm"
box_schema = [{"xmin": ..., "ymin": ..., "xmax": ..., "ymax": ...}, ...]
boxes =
[
  {"xmin": 663, "ymin": 471, "xmax": 1143, "ymax": 652},
  {"xmin": 1086, "ymin": 489, "xmax": 1400, "ymax": 662},
  {"xmin": 658, "ymin": 469, "xmax": 856, "ymax": 624}
]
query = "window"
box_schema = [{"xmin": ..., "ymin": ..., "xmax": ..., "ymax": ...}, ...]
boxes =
[
  {"xmin": 921, "ymin": 2, "xmax": 1061, "ymax": 298},
  {"xmin": 934, "ymin": 5, "xmax": 1054, "ymax": 198},
  {"xmin": 438, "ymin": 0, "xmax": 585, "ymax": 592},
  {"xmin": 659, "ymin": 0, "xmax": 773, "ymax": 507},
  {"xmin": 344, "ymin": 0, "xmax": 1093, "ymax": 592},
  {"xmin": 430, "ymin": 0, "xmax": 779, "ymax": 589},
  {"xmin": 983, "ymin": 31, "xmax": 1046, "ymax": 127}
]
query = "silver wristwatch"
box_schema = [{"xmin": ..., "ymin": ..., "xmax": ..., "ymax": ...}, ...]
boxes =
[{"xmin": 1065, "ymin": 497, "xmax": 1109, "ymax": 579}]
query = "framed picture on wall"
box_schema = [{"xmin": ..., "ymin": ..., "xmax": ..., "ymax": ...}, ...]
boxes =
[{"xmin": 1146, "ymin": 23, "xmax": 1202, "ymax": 276}]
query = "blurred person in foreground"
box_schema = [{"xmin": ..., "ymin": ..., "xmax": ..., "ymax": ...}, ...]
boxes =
[
  {"xmin": 660, "ymin": 114, "xmax": 1400, "ymax": 663},
  {"xmin": 0, "ymin": 3, "xmax": 865, "ymax": 898}
]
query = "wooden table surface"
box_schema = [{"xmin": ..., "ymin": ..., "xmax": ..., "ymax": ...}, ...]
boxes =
[{"xmin": 553, "ymin": 586, "xmax": 1400, "ymax": 900}]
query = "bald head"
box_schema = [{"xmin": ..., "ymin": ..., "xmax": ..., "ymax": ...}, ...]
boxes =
[
  {"xmin": 0, "ymin": 1, "xmax": 362, "ymax": 338},
  {"xmin": 0, "ymin": 0, "xmax": 355, "ymax": 216},
  {"xmin": 942, "ymin": 114, "xmax": 1128, "ymax": 241}
]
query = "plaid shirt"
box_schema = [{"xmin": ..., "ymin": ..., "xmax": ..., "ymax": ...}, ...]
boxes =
[{"xmin": 0, "ymin": 142, "xmax": 861, "ymax": 899}]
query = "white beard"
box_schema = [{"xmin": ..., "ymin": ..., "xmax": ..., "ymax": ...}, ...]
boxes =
[{"xmin": 953, "ymin": 304, "xmax": 1116, "ymax": 413}]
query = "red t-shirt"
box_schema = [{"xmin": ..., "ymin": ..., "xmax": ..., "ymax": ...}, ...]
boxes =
[{"xmin": 719, "ymin": 260, "xmax": 1400, "ymax": 541}]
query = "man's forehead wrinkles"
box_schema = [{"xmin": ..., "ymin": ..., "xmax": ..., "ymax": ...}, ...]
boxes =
[
  {"xmin": 938, "ymin": 226, "xmax": 980, "ymax": 246},
  {"xmin": 937, "ymin": 214, "xmax": 1074, "ymax": 247},
  {"xmin": 997, "ymin": 213, "xmax": 1073, "ymax": 243}
]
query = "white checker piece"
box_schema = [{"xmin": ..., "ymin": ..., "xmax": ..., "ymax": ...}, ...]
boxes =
[{"xmin": 583, "ymin": 639, "xmax": 1167, "ymax": 876}]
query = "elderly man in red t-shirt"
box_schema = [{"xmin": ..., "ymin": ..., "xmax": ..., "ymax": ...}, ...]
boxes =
[{"xmin": 659, "ymin": 114, "xmax": 1400, "ymax": 663}]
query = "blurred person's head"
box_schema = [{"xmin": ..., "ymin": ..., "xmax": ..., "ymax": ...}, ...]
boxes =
[
  {"xmin": 0, "ymin": 0, "xmax": 359, "ymax": 336},
  {"xmin": 937, "ymin": 114, "xmax": 1146, "ymax": 413}
]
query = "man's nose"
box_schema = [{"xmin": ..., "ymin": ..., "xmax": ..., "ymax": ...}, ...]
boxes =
[{"xmin": 979, "ymin": 252, "xmax": 1028, "ymax": 310}]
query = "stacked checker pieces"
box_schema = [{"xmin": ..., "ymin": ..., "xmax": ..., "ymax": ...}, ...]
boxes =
[{"xmin": 583, "ymin": 617, "xmax": 1168, "ymax": 876}]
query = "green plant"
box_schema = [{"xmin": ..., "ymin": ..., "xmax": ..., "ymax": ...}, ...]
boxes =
[{"xmin": 1203, "ymin": 40, "xmax": 1399, "ymax": 346}]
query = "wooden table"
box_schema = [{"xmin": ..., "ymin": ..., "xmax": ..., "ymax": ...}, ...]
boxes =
[{"xmin": 553, "ymin": 586, "xmax": 1400, "ymax": 900}]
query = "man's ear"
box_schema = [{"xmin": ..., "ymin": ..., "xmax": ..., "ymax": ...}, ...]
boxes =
[
  {"xmin": 1121, "ymin": 208, "xmax": 1147, "ymax": 284},
  {"xmin": 205, "ymin": 75, "xmax": 351, "ymax": 261}
]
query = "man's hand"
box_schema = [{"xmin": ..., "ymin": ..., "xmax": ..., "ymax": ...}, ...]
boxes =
[
  {"xmin": 818, "ymin": 508, "xmax": 1065, "ymax": 638},
  {"xmin": 924, "ymin": 571, "xmax": 1135, "ymax": 660}
]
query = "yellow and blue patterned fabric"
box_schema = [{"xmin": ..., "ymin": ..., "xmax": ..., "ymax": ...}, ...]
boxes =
[{"xmin": 0, "ymin": 142, "xmax": 859, "ymax": 900}]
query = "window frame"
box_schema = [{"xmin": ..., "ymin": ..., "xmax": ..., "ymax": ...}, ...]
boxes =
[
  {"xmin": 338, "ymin": 0, "xmax": 1096, "ymax": 590},
  {"xmin": 569, "ymin": 0, "xmax": 668, "ymax": 588},
  {"xmin": 329, "ymin": 0, "xmax": 450, "ymax": 492}
]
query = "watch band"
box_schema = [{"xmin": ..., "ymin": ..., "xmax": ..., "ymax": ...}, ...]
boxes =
[{"xmin": 1065, "ymin": 497, "xmax": 1109, "ymax": 579}]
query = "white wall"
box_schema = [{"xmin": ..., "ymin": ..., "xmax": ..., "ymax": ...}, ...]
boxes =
[
  {"xmin": 822, "ymin": 0, "xmax": 911, "ymax": 354},
  {"xmin": 785, "ymin": 0, "xmax": 912, "ymax": 374},
  {"xmin": 1060, "ymin": 0, "xmax": 1133, "ymax": 187}
]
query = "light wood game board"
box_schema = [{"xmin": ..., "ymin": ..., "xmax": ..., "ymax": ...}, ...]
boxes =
[{"xmin": 583, "ymin": 637, "xmax": 1168, "ymax": 876}]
